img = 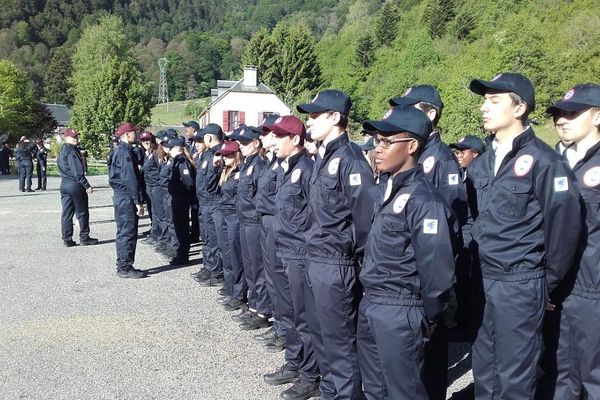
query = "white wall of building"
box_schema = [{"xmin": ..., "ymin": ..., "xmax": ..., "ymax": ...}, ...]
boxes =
[{"xmin": 207, "ymin": 91, "xmax": 292, "ymax": 131}]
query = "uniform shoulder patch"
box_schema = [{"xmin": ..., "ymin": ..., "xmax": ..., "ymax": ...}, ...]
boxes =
[
  {"xmin": 349, "ymin": 173, "xmax": 362, "ymax": 186},
  {"xmin": 423, "ymin": 156, "xmax": 435, "ymax": 174},
  {"xmin": 583, "ymin": 166, "xmax": 600, "ymax": 187},
  {"xmin": 272, "ymin": 162, "xmax": 279, "ymax": 171},
  {"xmin": 328, "ymin": 157, "xmax": 340, "ymax": 175},
  {"xmin": 291, "ymin": 168, "xmax": 302, "ymax": 183},
  {"xmin": 234, "ymin": 171, "xmax": 240, "ymax": 180},
  {"xmin": 514, "ymin": 154, "xmax": 534, "ymax": 176},
  {"xmin": 183, "ymin": 169, "xmax": 189, "ymax": 175},
  {"xmin": 246, "ymin": 165, "xmax": 254, "ymax": 176},
  {"xmin": 393, "ymin": 193, "xmax": 411, "ymax": 214},
  {"xmin": 448, "ymin": 173, "xmax": 459, "ymax": 185},
  {"xmin": 423, "ymin": 219, "xmax": 439, "ymax": 234},
  {"xmin": 201, "ymin": 160, "xmax": 208, "ymax": 169},
  {"xmin": 554, "ymin": 176, "xmax": 569, "ymax": 192}
]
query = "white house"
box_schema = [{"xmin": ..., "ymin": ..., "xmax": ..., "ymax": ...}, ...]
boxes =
[{"xmin": 199, "ymin": 66, "xmax": 291, "ymax": 131}]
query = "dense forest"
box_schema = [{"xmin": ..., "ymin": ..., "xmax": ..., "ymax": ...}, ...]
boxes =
[{"xmin": 1, "ymin": 0, "xmax": 599, "ymax": 142}]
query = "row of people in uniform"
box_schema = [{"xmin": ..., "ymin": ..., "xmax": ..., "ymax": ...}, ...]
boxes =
[
  {"xmin": 56, "ymin": 74, "xmax": 600, "ymax": 400},
  {"xmin": 12, "ymin": 136, "xmax": 48, "ymax": 191}
]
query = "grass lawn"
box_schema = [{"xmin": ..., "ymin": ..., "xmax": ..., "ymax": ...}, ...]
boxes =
[{"xmin": 150, "ymin": 98, "xmax": 210, "ymax": 127}]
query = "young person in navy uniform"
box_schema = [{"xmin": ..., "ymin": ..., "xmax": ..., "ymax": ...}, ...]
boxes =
[
  {"xmin": 140, "ymin": 131, "xmax": 162, "ymax": 246},
  {"xmin": 230, "ymin": 126, "xmax": 270, "ymax": 330},
  {"xmin": 183, "ymin": 120, "xmax": 201, "ymax": 243},
  {"xmin": 540, "ymin": 83, "xmax": 600, "ymax": 400},
  {"xmin": 358, "ymin": 105, "xmax": 457, "ymax": 400},
  {"xmin": 297, "ymin": 90, "xmax": 376, "ymax": 400},
  {"xmin": 467, "ymin": 73, "xmax": 582, "ymax": 399},
  {"xmin": 15, "ymin": 136, "xmax": 36, "ymax": 192},
  {"xmin": 57, "ymin": 128, "xmax": 98, "ymax": 247},
  {"xmin": 109, "ymin": 122, "xmax": 146, "ymax": 279},
  {"xmin": 35, "ymin": 139, "xmax": 48, "ymax": 190},
  {"xmin": 263, "ymin": 115, "xmax": 320, "ymax": 400},
  {"xmin": 164, "ymin": 135, "xmax": 196, "ymax": 266}
]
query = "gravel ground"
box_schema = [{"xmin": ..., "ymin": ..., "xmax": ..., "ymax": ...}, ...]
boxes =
[{"xmin": 0, "ymin": 175, "xmax": 474, "ymax": 400}]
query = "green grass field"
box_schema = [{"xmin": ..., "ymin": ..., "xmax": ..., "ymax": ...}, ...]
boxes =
[{"xmin": 150, "ymin": 98, "xmax": 210, "ymax": 127}]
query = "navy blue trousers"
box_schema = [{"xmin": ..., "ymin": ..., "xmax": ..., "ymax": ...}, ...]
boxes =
[
  {"xmin": 170, "ymin": 193, "xmax": 191, "ymax": 259},
  {"xmin": 60, "ymin": 181, "xmax": 90, "ymax": 241},
  {"xmin": 113, "ymin": 195, "xmax": 139, "ymax": 270},
  {"xmin": 201, "ymin": 203, "xmax": 223, "ymax": 278}
]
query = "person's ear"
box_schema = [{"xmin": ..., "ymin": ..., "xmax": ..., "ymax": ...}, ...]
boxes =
[
  {"xmin": 408, "ymin": 139, "xmax": 420, "ymax": 156},
  {"xmin": 330, "ymin": 112, "xmax": 341, "ymax": 126},
  {"xmin": 514, "ymin": 102, "xmax": 528, "ymax": 119}
]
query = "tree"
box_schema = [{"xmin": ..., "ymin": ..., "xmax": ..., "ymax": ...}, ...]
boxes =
[
  {"xmin": 356, "ymin": 34, "xmax": 375, "ymax": 68},
  {"xmin": 422, "ymin": 0, "xmax": 456, "ymax": 38},
  {"xmin": 70, "ymin": 15, "xmax": 152, "ymax": 157},
  {"xmin": 44, "ymin": 47, "xmax": 74, "ymax": 105},
  {"xmin": 242, "ymin": 27, "xmax": 273, "ymax": 79},
  {"xmin": 374, "ymin": 0, "xmax": 401, "ymax": 47},
  {"xmin": 0, "ymin": 60, "xmax": 56, "ymax": 140}
]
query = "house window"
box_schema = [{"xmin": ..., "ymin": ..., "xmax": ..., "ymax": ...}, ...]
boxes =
[{"xmin": 228, "ymin": 111, "xmax": 239, "ymax": 130}]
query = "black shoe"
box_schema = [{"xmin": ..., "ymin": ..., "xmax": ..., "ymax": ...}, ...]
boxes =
[
  {"xmin": 223, "ymin": 298, "xmax": 246, "ymax": 312},
  {"xmin": 254, "ymin": 327, "xmax": 277, "ymax": 343},
  {"xmin": 198, "ymin": 276, "xmax": 224, "ymax": 287},
  {"xmin": 239, "ymin": 314, "xmax": 271, "ymax": 331},
  {"xmin": 280, "ymin": 380, "xmax": 321, "ymax": 400},
  {"xmin": 63, "ymin": 240, "xmax": 77, "ymax": 247},
  {"xmin": 80, "ymin": 237, "xmax": 99, "ymax": 246},
  {"xmin": 193, "ymin": 268, "xmax": 212, "ymax": 282},
  {"xmin": 117, "ymin": 268, "xmax": 146, "ymax": 279},
  {"xmin": 35, "ymin": 187, "xmax": 41, "ymax": 190},
  {"xmin": 263, "ymin": 364, "xmax": 299, "ymax": 386},
  {"xmin": 217, "ymin": 287, "xmax": 226, "ymax": 296},
  {"xmin": 263, "ymin": 334, "xmax": 286, "ymax": 353},
  {"xmin": 141, "ymin": 236, "xmax": 157, "ymax": 245},
  {"xmin": 169, "ymin": 257, "xmax": 190, "ymax": 266},
  {"xmin": 26, "ymin": 189, "xmax": 35, "ymax": 192},
  {"xmin": 217, "ymin": 296, "xmax": 232, "ymax": 305},
  {"xmin": 230, "ymin": 306, "xmax": 252, "ymax": 323}
]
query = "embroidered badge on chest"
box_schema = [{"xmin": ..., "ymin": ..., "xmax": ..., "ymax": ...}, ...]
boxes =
[
  {"xmin": 291, "ymin": 168, "xmax": 302, "ymax": 183},
  {"xmin": 448, "ymin": 174, "xmax": 459, "ymax": 185},
  {"xmin": 514, "ymin": 155, "xmax": 534, "ymax": 176},
  {"xmin": 234, "ymin": 172, "xmax": 240, "ymax": 180},
  {"xmin": 272, "ymin": 162, "xmax": 278, "ymax": 171},
  {"xmin": 349, "ymin": 173, "xmax": 362, "ymax": 186},
  {"xmin": 202, "ymin": 160, "xmax": 208, "ymax": 169},
  {"xmin": 583, "ymin": 166, "xmax": 600, "ymax": 187},
  {"xmin": 328, "ymin": 157, "xmax": 340, "ymax": 175},
  {"xmin": 246, "ymin": 165, "xmax": 254, "ymax": 176},
  {"xmin": 554, "ymin": 176, "xmax": 568, "ymax": 192},
  {"xmin": 183, "ymin": 169, "xmax": 189, "ymax": 175},
  {"xmin": 423, "ymin": 156, "xmax": 435, "ymax": 174},
  {"xmin": 393, "ymin": 194, "xmax": 411, "ymax": 214},
  {"xmin": 423, "ymin": 219, "xmax": 439, "ymax": 234}
]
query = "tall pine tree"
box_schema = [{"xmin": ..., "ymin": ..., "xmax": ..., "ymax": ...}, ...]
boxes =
[
  {"xmin": 374, "ymin": 0, "xmax": 402, "ymax": 47},
  {"xmin": 43, "ymin": 47, "xmax": 73, "ymax": 105}
]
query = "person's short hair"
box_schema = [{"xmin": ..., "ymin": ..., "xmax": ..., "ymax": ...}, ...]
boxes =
[
  {"xmin": 508, "ymin": 92, "xmax": 530, "ymax": 122},
  {"xmin": 417, "ymin": 102, "xmax": 442, "ymax": 126},
  {"xmin": 333, "ymin": 112, "xmax": 349, "ymax": 130}
]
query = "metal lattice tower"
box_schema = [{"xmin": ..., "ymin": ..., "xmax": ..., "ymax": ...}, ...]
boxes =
[{"xmin": 157, "ymin": 58, "xmax": 169, "ymax": 104}]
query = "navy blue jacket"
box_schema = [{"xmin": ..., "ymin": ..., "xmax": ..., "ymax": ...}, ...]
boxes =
[
  {"xmin": 467, "ymin": 128, "xmax": 581, "ymax": 293},
  {"xmin": 305, "ymin": 133, "xmax": 376, "ymax": 265},
  {"xmin": 274, "ymin": 151, "xmax": 313, "ymax": 259},
  {"xmin": 57, "ymin": 143, "xmax": 90, "ymax": 189},
  {"xmin": 159, "ymin": 157, "xmax": 172, "ymax": 191},
  {"xmin": 36, "ymin": 147, "xmax": 48, "ymax": 167},
  {"xmin": 360, "ymin": 167, "xmax": 457, "ymax": 321},
  {"xmin": 195, "ymin": 147, "xmax": 221, "ymax": 204},
  {"xmin": 237, "ymin": 153, "xmax": 267, "ymax": 224},
  {"xmin": 109, "ymin": 142, "xmax": 144, "ymax": 204},
  {"xmin": 168, "ymin": 153, "xmax": 195, "ymax": 195},
  {"xmin": 15, "ymin": 142, "xmax": 36, "ymax": 164},
  {"xmin": 419, "ymin": 131, "xmax": 468, "ymax": 227},
  {"xmin": 143, "ymin": 152, "xmax": 161, "ymax": 188},
  {"xmin": 218, "ymin": 167, "xmax": 240, "ymax": 214},
  {"xmin": 255, "ymin": 154, "xmax": 280, "ymax": 216},
  {"xmin": 568, "ymin": 141, "xmax": 600, "ymax": 300}
]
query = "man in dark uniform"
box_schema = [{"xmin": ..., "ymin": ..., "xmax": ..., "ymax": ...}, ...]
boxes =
[
  {"xmin": 448, "ymin": 135, "xmax": 486, "ymax": 340},
  {"xmin": 107, "ymin": 136, "xmax": 119, "ymax": 175},
  {"xmin": 109, "ymin": 122, "xmax": 146, "ymax": 279},
  {"xmin": 358, "ymin": 105, "xmax": 457, "ymax": 400},
  {"xmin": 15, "ymin": 136, "xmax": 36, "ymax": 192},
  {"xmin": 57, "ymin": 128, "xmax": 99, "ymax": 247},
  {"xmin": 390, "ymin": 84, "xmax": 466, "ymax": 399},
  {"xmin": 538, "ymin": 83, "xmax": 600, "ymax": 400},
  {"xmin": 467, "ymin": 73, "xmax": 582, "ymax": 399},
  {"xmin": 35, "ymin": 139, "xmax": 48, "ymax": 190},
  {"xmin": 0, "ymin": 142, "xmax": 13, "ymax": 175},
  {"xmin": 183, "ymin": 120, "xmax": 201, "ymax": 243},
  {"xmin": 263, "ymin": 115, "xmax": 320, "ymax": 400},
  {"xmin": 297, "ymin": 90, "xmax": 376, "ymax": 400}
]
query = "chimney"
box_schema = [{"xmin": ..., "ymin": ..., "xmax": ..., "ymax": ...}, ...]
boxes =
[{"xmin": 243, "ymin": 66, "xmax": 258, "ymax": 87}]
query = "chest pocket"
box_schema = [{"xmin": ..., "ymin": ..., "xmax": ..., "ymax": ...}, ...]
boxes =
[
  {"xmin": 496, "ymin": 180, "xmax": 531, "ymax": 219},
  {"xmin": 582, "ymin": 190, "xmax": 600, "ymax": 217},
  {"xmin": 240, "ymin": 177, "xmax": 256, "ymax": 199},
  {"xmin": 381, "ymin": 215, "xmax": 409, "ymax": 257},
  {"xmin": 281, "ymin": 185, "xmax": 304, "ymax": 217},
  {"xmin": 319, "ymin": 175, "xmax": 344, "ymax": 211},
  {"xmin": 474, "ymin": 178, "xmax": 489, "ymax": 211}
]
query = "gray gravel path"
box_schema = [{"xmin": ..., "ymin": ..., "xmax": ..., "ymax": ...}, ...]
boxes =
[{"xmin": 0, "ymin": 175, "xmax": 473, "ymax": 399}]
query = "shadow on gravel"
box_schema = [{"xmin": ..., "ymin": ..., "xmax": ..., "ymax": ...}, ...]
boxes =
[
  {"xmin": 144, "ymin": 259, "xmax": 200, "ymax": 275},
  {"xmin": 89, "ymin": 204, "xmax": 114, "ymax": 209},
  {"xmin": 0, "ymin": 193, "xmax": 47, "ymax": 198},
  {"xmin": 95, "ymin": 238, "xmax": 116, "ymax": 245},
  {"xmin": 89, "ymin": 219, "xmax": 115, "ymax": 225}
]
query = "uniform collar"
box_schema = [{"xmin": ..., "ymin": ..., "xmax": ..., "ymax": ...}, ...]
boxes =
[
  {"xmin": 321, "ymin": 132, "xmax": 349, "ymax": 159},
  {"xmin": 382, "ymin": 167, "xmax": 422, "ymax": 206},
  {"xmin": 424, "ymin": 130, "xmax": 441, "ymax": 150},
  {"xmin": 244, "ymin": 152, "xmax": 258, "ymax": 166},
  {"xmin": 573, "ymin": 140, "xmax": 600, "ymax": 170},
  {"xmin": 284, "ymin": 150, "xmax": 307, "ymax": 174}
]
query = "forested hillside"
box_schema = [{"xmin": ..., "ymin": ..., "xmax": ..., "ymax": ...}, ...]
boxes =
[{"xmin": 1, "ymin": 0, "xmax": 599, "ymax": 141}]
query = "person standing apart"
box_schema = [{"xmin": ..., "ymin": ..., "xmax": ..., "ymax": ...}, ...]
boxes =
[
  {"xmin": 35, "ymin": 139, "xmax": 48, "ymax": 191},
  {"xmin": 109, "ymin": 122, "xmax": 146, "ymax": 279},
  {"xmin": 15, "ymin": 136, "xmax": 36, "ymax": 192},
  {"xmin": 57, "ymin": 128, "xmax": 98, "ymax": 247}
]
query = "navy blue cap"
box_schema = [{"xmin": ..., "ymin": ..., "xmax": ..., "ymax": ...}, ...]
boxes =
[
  {"xmin": 470, "ymin": 72, "xmax": 536, "ymax": 112},
  {"xmin": 182, "ymin": 120, "xmax": 200, "ymax": 131},
  {"xmin": 192, "ymin": 129, "xmax": 205, "ymax": 142},
  {"xmin": 164, "ymin": 135, "xmax": 186, "ymax": 148},
  {"xmin": 296, "ymin": 90, "xmax": 352, "ymax": 115},
  {"xmin": 389, "ymin": 85, "xmax": 444, "ymax": 109},
  {"xmin": 258, "ymin": 115, "xmax": 280, "ymax": 129},
  {"xmin": 360, "ymin": 137, "xmax": 375, "ymax": 152},
  {"xmin": 202, "ymin": 123, "xmax": 223, "ymax": 140},
  {"xmin": 157, "ymin": 129, "xmax": 177, "ymax": 143},
  {"xmin": 546, "ymin": 83, "xmax": 600, "ymax": 114},
  {"xmin": 449, "ymin": 135, "xmax": 486, "ymax": 153},
  {"xmin": 362, "ymin": 106, "xmax": 433, "ymax": 140},
  {"xmin": 230, "ymin": 126, "xmax": 262, "ymax": 143}
]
